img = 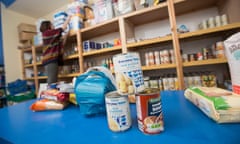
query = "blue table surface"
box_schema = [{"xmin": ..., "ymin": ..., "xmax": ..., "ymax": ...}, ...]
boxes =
[{"xmin": 0, "ymin": 91, "xmax": 240, "ymax": 144}]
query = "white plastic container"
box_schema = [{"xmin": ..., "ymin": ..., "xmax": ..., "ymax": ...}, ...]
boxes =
[{"xmin": 224, "ymin": 32, "xmax": 240, "ymax": 94}]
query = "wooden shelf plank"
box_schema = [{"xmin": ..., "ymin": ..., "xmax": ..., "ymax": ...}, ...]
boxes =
[
  {"xmin": 179, "ymin": 23, "xmax": 240, "ymax": 39},
  {"xmin": 36, "ymin": 62, "xmax": 42, "ymax": 66},
  {"xmin": 64, "ymin": 54, "xmax": 79, "ymax": 60},
  {"xmin": 37, "ymin": 76, "xmax": 47, "ymax": 80},
  {"xmin": 142, "ymin": 64, "xmax": 177, "ymax": 71},
  {"xmin": 24, "ymin": 64, "xmax": 34, "ymax": 68},
  {"xmin": 183, "ymin": 58, "xmax": 228, "ymax": 67},
  {"xmin": 20, "ymin": 47, "xmax": 32, "ymax": 52},
  {"xmin": 83, "ymin": 46, "xmax": 122, "ymax": 56},
  {"xmin": 24, "ymin": 77, "xmax": 35, "ymax": 80},
  {"xmin": 123, "ymin": 0, "xmax": 185, "ymax": 26},
  {"xmin": 58, "ymin": 73, "xmax": 81, "ymax": 78},
  {"xmin": 81, "ymin": 18, "xmax": 119, "ymax": 40},
  {"xmin": 127, "ymin": 36, "xmax": 172, "ymax": 49},
  {"xmin": 36, "ymin": 73, "xmax": 81, "ymax": 79},
  {"xmin": 174, "ymin": 0, "xmax": 218, "ymax": 16}
]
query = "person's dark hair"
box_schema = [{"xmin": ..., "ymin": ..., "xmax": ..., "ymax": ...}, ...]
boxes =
[{"xmin": 40, "ymin": 21, "xmax": 52, "ymax": 32}]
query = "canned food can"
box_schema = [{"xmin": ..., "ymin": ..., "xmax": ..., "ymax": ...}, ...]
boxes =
[
  {"xmin": 148, "ymin": 52, "xmax": 155, "ymax": 65},
  {"xmin": 154, "ymin": 51, "xmax": 160, "ymax": 65},
  {"xmin": 145, "ymin": 53, "xmax": 149, "ymax": 66},
  {"xmin": 105, "ymin": 91, "xmax": 132, "ymax": 132},
  {"xmin": 168, "ymin": 77, "xmax": 175, "ymax": 90},
  {"xmin": 158, "ymin": 78, "xmax": 163, "ymax": 91},
  {"xmin": 149, "ymin": 80, "xmax": 159, "ymax": 89},
  {"xmin": 144, "ymin": 77, "xmax": 150, "ymax": 88},
  {"xmin": 113, "ymin": 52, "xmax": 145, "ymax": 95},
  {"xmin": 136, "ymin": 88, "xmax": 164, "ymax": 134},
  {"xmin": 162, "ymin": 78, "xmax": 169, "ymax": 90}
]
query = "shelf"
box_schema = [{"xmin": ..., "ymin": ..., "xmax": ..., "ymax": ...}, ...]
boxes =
[
  {"xmin": 183, "ymin": 58, "xmax": 228, "ymax": 67},
  {"xmin": 83, "ymin": 46, "xmax": 122, "ymax": 56},
  {"xmin": 24, "ymin": 77, "xmax": 35, "ymax": 80},
  {"xmin": 64, "ymin": 54, "xmax": 79, "ymax": 60},
  {"xmin": 142, "ymin": 63, "xmax": 177, "ymax": 71},
  {"xmin": 20, "ymin": 47, "xmax": 32, "ymax": 52},
  {"xmin": 179, "ymin": 23, "xmax": 240, "ymax": 39},
  {"xmin": 24, "ymin": 64, "xmax": 34, "ymax": 68},
  {"xmin": 81, "ymin": 17, "xmax": 119, "ymax": 40},
  {"xmin": 127, "ymin": 36, "xmax": 172, "ymax": 49},
  {"xmin": 174, "ymin": 0, "xmax": 219, "ymax": 16},
  {"xmin": 35, "ymin": 73, "xmax": 81, "ymax": 80},
  {"xmin": 59, "ymin": 73, "xmax": 81, "ymax": 78},
  {"xmin": 37, "ymin": 76, "xmax": 47, "ymax": 80},
  {"xmin": 36, "ymin": 62, "xmax": 42, "ymax": 66},
  {"xmin": 123, "ymin": 0, "xmax": 184, "ymax": 26}
]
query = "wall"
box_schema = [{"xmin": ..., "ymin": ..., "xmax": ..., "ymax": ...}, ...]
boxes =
[
  {"xmin": 218, "ymin": 0, "xmax": 240, "ymax": 23},
  {"xmin": 1, "ymin": 4, "xmax": 36, "ymax": 83}
]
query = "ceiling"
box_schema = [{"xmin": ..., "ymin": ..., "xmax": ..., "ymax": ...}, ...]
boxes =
[{"xmin": 7, "ymin": 0, "xmax": 69, "ymax": 18}]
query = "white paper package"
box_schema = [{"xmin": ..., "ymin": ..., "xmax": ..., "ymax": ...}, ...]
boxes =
[{"xmin": 224, "ymin": 32, "xmax": 240, "ymax": 94}]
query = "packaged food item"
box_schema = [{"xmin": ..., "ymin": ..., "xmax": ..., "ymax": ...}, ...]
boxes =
[
  {"xmin": 40, "ymin": 89, "xmax": 69, "ymax": 103},
  {"xmin": 30, "ymin": 99, "xmax": 68, "ymax": 111},
  {"xmin": 224, "ymin": 32, "xmax": 240, "ymax": 94},
  {"xmin": 69, "ymin": 93, "xmax": 78, "ymax": 105},
  {"xmin": 136, "ymin": 88, "xmax": 164, "ymax": 134},
  {"xmin": 184, "ymin": 87, "xmax": 240, "ymax": 123},
  {"xmin": 105, "ymin": 91, "xmax": 132, "ymax": 132},
  {"xmin": 113, "ymin": 52, "xmax": 145, "ymax": 95}
]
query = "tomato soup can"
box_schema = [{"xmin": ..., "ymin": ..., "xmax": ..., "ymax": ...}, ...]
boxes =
[
  {"xmin": 136, "ymin": 88, "xmax": 164, "ymax": 134},
  {"xmin": 105, "ymin": 91, "xmax": 132, "ymax": 132},
  {"xmin": 113, "ymin": 52, "xmax": 145, "ymax": 95}
]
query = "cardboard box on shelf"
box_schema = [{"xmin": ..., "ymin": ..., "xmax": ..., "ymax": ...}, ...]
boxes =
[
  {"xmin": 18, "ymin": 31, "xmax": 36, "ymax": 42},
  {"xmin": 18, "ymin": 23, "xmax": 37, "ymax": 33}
]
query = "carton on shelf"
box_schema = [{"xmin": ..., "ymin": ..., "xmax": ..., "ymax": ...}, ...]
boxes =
[{"xmin": 17, "ymin": 23, "xmax": 37, "ymax": 33}]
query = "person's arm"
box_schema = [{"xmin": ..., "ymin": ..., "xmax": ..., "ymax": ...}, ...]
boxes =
[{"xmin": 62, "ymin": 16, "xmax": 72, "ymax": 31}]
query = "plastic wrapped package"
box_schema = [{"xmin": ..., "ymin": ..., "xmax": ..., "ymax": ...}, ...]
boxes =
[
  {"xmin": 184, "ymin": 87, "xmax": 240, "ymax": 123},
  {"xmin": 40, "ymin": 89, "xmax": 69, "ymax": 103},
  {"xmin": 92, "ymin": 0, "xmax": 113, "ymax": 24},
  {"xmin": 117, "ymin": 0, "xmax": 135, "ymax": 15},
  {"xmin": 30, "ymin": 99, "xmax": 68, "ymax": 111}
]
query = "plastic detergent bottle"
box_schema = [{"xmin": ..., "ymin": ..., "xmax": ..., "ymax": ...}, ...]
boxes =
[{"xmin": 224, "ymin": 32, "xmax": 240, "ymax": 94}]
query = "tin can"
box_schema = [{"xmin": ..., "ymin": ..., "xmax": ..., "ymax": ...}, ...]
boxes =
[
  {"xmin": 158, "ymin": 78, "xmax": 163, "ymax": 91},
  {"xmin": 105, "ymin": 91, "xmax": 132, "ymax": 132},
  {"xmin": 145, "ymin": 52, "xmax": 149, "ymax": 66},
  {"xmin": 154, "ymin": 51, "xmax": 160, "ymax": 65},
  {"xmin": 216, "ymin": 41, "xmax": 226, "ymax": 58},
  {"xmin": 144, "ymin": 77, "xmax": 150, "ymax": 88},
  {"xmin": 113, "ymin": 52, "xmax": 145, "ymax": 95},
  {"xmin": 149, "ymin": 80, "xmax": 159, "ymax": 89},
  {"xmin": 136, "ymin": 88, "xmax": 164, "ymax": 134},
  {"xmin": 148, "ymin": 52, "xmax": 155, "ymax": 65}
]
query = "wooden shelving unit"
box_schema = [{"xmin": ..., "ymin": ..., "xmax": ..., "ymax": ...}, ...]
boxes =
[
  {"xmin": 83, "ymin": 46, "xmax": 122, "ymax": 56},
  {"xmin": 127, "ymin": 36, "xmax": 172, "ymax": 49},
  {"xmin": 142, "ymin": 64, "xmax": 177, "ymax": 71},
  {"xmin": 179, "ymin": 23, "xmax": 240, "ymax": 39},
  {"xmin": 183, "ymin": 58, "xmax": 228, "ymax": 67},
  {"xmin": 19, "ymin": 0, "xmax": 240, "ymax": 92}
]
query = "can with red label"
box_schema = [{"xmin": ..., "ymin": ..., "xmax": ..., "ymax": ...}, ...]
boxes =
[{"xmin": 135, "ymin": 88, "xmax": 164, "ymax": 134}]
